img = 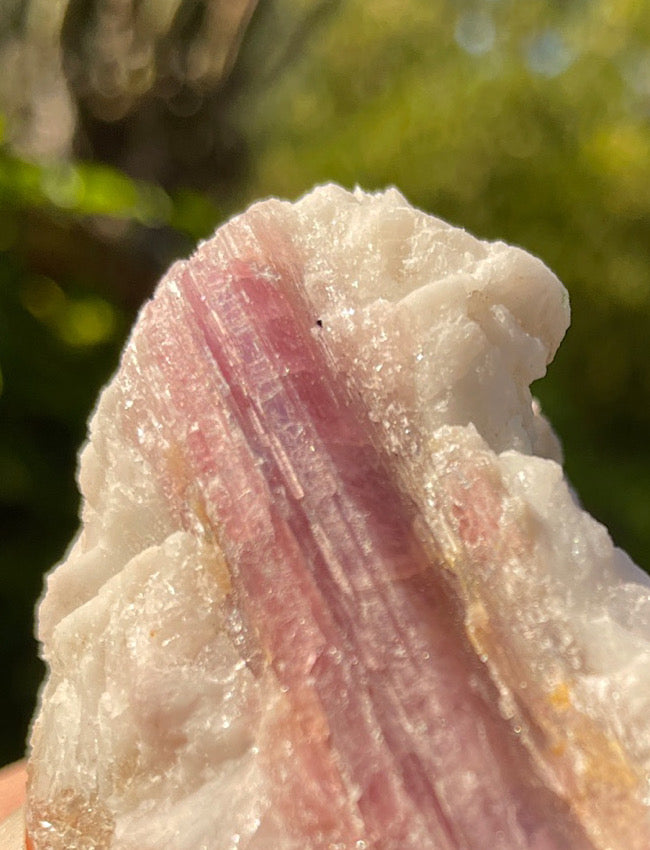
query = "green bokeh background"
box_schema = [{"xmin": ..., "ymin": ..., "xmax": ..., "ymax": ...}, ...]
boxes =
[{"xmin": 1, "ymin": 0, "xmax": 649, "ymax": 766}]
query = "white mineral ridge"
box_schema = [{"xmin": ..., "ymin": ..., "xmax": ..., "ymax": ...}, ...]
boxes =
[{"xmin": 28, "ymin": 185, "xmax": 650, "ymax": 850}]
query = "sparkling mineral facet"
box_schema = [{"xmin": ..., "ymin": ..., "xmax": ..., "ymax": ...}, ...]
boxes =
[{"xmin": 26, "ymin": 185, "xmax": 650, "ymax": 850}]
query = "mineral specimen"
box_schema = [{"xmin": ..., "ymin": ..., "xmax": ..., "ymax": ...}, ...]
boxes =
[{"xmin": 26, "ymin": 185, "xmax": 650, "ymax": 850}]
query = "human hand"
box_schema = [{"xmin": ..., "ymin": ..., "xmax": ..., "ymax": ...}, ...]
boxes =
[{"xmin": 0, "ymin": 761, "xmax": 26, "ymax": 850}]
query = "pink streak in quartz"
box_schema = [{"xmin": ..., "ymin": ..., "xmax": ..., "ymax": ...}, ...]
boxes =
[{"xmin": 118, "ymin": 231, "xmax": 595, "ymax": 849}]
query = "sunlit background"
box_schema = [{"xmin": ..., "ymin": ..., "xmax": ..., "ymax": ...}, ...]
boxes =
[{"xmin": 1, "ymin": 0, "xmax": 649, "ymax": 765}]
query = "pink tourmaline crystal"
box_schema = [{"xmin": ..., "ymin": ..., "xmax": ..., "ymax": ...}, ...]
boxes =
[{"xmin": 26, "ymin": 186, "xmax": 650, "ymax": 850}]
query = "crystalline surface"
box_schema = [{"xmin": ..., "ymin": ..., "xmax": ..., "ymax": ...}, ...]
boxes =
[{"xmin": 26, "ymin": 185, "xmax": 650, "ymax": 850}]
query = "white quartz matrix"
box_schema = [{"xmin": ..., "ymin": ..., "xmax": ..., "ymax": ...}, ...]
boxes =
[{"xmin": 27, "ymin": 185, "xmax": 650, "ymax": 850}]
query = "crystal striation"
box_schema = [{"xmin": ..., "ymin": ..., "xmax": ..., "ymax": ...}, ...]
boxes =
[{"xmin": 26, "ymin": 185, "xmax": 650, "ymax": 849}]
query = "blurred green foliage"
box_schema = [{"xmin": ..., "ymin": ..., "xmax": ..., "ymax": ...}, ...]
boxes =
[{"xmin": 1, "ymin": 0, "xmax": 650, "ymax": 765}]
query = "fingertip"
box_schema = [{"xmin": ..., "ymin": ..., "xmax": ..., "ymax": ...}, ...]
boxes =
[{"xmin": 0, "ymin": 762, "xmax": 27, "ymax": 822}]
